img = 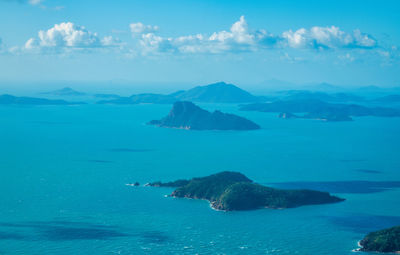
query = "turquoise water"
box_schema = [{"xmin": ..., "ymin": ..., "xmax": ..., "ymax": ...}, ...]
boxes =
[{"xmin": 0, "ymin": 103, "xmax": 400, "ymax": 254}]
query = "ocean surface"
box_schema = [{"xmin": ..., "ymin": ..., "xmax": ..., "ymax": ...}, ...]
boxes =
[{"xmin": 0, "ymin": 103, "xmax": 400, "ymax": 254}]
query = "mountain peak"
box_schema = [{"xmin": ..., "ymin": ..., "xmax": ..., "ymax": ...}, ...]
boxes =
[
  {"xmin": 175, "ymin": 82, "xmax": 261, "ymax": 103},
  {"xmin": 43, "ymin": 87, "xmax": 86, "ymax": 96},
  {"xmin": 148, "ymin": 101, "xmax": 260, "ymax": 130},
  {"xmin": 207, "ymin": 81, "xmax": 230, "ymax": 86}
]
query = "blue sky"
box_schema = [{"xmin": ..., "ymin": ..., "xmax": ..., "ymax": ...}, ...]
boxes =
[{"xmin": 0, "ymin": 0, "xmax": 399, "ymax": 88}]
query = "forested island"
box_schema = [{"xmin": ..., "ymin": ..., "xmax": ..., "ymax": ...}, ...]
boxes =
[
  {"xmin": 148, "ymin": 101, "xmax": 260, "ymax": 130},
  {"xmin": 358, "ymin": 226, "xmax": 400, "ymax": 253},
  {"xmin": 148, "ymin": 171, "xmax": 345, "ymax": 211}
]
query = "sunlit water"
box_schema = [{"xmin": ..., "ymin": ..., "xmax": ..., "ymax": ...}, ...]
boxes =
[{"xmin": 0, "ymin": 103, "xmax": 399, "ymax": 254}]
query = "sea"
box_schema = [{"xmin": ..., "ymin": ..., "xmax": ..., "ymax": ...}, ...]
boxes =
[{"xmin": 0, "ymin": 102, "xmax": 399, "ymax": 254}]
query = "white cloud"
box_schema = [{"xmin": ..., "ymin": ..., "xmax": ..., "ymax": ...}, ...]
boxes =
[
  {"xmin": 338, "ymin": 53, "xmax": 355, "ymax": 62},
  {"xmin": 28, "ymin": 0, "xmax": 43, "ymax": 5},
  {"xmin": 10, "ymin": 16, "xmax": 388, "ymax": 59},
  {"xmin": 101, "ymin": 36, "xmax": 121, "ymax": 46},
  {"xmin": 135, "ymin": 16, "xmax": 377, "ymax": 55},
  {"xmin": 282, "ymin": 26, "xmax": 377, "ymax": 49},
  {"xmin": 138, "ymin": 16, "xmax": 278, "ymax": 54},
  {"xmin": 376, "ymin": 47, "xmax": 400, "ymax": 65},
  {"xmin": 209, "ymin": 16, "xmax": 254, "ymax": 45},
  {"xmin": 280, "ymin": 52, "xmax": 305, "ymax": 63},
  {"xmin": 53, "ymin": 6, "xmax": 65, "ymax": 10},
  {"xmin": 23, "ymin": 22, "xmax": 121, "ymax": 53},
  {"xmin": 130, "ymin": 22, "xmax": 159, "ymax": 35}
]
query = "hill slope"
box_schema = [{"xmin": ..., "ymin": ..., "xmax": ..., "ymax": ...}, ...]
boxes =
[
  {"xmin": 149, "ymin": 171, "xmax": 345, "ymax": 211},
  {"xmin": 174, "ymin": 82, "xmax": 263, "ymax": 103},
  {"xmin": 148, "ymin": 101, "xmax": 260, "ymax": 130},
  {"xmin": 359, "ymin": 226, "xmax": 400, "ymax": 253}
]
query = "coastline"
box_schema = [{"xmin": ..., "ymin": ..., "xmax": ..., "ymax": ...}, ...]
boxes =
[
  {"xmin": 351, "ymin": 241, "xmax": 362, "ymax": 252},
  {"xmin": 169, "ymin": 195, "xmax": 227, "ymax": 212}
]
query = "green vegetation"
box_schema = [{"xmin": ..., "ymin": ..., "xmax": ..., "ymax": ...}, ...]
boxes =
[
  {"xmin": 171, "ymin": 172, "xmax": 252, "ymax": 202},
  {"xmin": 359, "ymin": 226, "xmax": 400, "ymax": 253},
  {"xmin": 147, "ymin": 179, "xmax": 190, "ymax": 187},
  {"xmin": 151, "ymin": 171, "xmax": 345, "ymax": 211},
  {"xmin": 148, "ymin": 101, "xmax": 260, "ymax": 130}
]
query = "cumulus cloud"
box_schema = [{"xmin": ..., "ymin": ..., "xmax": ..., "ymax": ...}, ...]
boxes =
[
  {"xmin": 10, "ymin": 16, "xmax": 386, "ymax": 59},
  {"xmin": 376, "ymin": 46, "xmax": 400, "ymax": 65},
  {"xmin": 137, "ymin": 16, "xmax": 278, "ymax": 54},
  {"xmin": 338, "ymin": 53, "xmax": 355, "ymax": 62},
  {"xmin": 135, "ymin": 16, "xmax": 378, "ymax": 55},
  {"xmin": 282, "ymin": 26, "xmax": 377, "ymax": 49},
  {"xmin": 130, "ymin": 22, "xmax": 159, "ymax": 35},
  {"xmin": 23, "ymin": 22, "xmax": 121, "ymax": 53}
]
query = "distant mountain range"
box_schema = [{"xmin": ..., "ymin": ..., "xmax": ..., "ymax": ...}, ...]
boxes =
[
  {"xmin": 354, "ymin": 85, "xmax": 400, "ymax": 93},
  {"xmin": 373, "ymin": 95, "xmax": 400, "ymax": 103},
  {"xmin": 277, "ymin": 90, "xmax": 364, "ymax": 103},
  {"xmin": 38, "ymin": 82, "xmax": 400, "ymax": 106},
  {"xmin": 98, "ymin": 93, "xmax": 176, "ymax": 104},
  {"xmin": 42, "ymin": 87, "xmax": 86, "ymax": 96},
  {"xmin": 98, "ymin": 82, "xmax": 266, "ymax": 104},
  {"xmin": 93, "ymin": 93, "xmax": 121, "ymax": 99},
  {"xmin": 240, "ymin": 99, "xmax": 400, "ymax": 122},
  {"xmin": 276, "ymin": 90, "xmax": 400, "ymax": 104},
  {"xmin": 256, "ymin": 80, "xmax": 345, "ymax": 92},
  {"xmin": 172, "ymin": 82, "xmax": 264, "ymax": 103},
  {"xmin": 5, "ymin": 82, "xmax": 400, "ymax": 116},
  {"xmin": 0, "ymin": 94, "xmax": 85, "ymax": 105},
  {"xmin": 148, "ymin": 101, "xmax": 260, "ymax": 130}
]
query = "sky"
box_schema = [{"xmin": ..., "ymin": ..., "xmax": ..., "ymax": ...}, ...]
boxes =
[{"xmin": 0, "ymin": 0, "xmax": 399, "ymax": 89}]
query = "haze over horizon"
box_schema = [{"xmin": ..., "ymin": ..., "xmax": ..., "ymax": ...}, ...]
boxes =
[{"xmin": 0, "ymin": 0, "xmax": 399, "ymax": 88}]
